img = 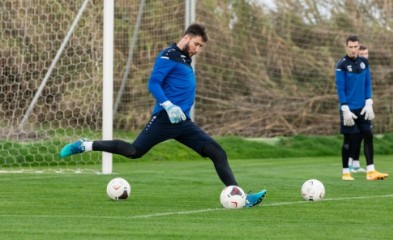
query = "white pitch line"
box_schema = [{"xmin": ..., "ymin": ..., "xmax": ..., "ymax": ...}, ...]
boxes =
[
  {"xmin": 130, "ymin": 194, "xmax": 393, "ymax": 219},
  {"xmin": 130, "ymin": 208, "xmax": 225, "ymax": 219},
  {"xmin": 260, "ymin": 194, "xmax": 393, "ymax": 207},
  {"xmin": 1, "ymin": 194, "xmax": 392, "ymax": 220}
]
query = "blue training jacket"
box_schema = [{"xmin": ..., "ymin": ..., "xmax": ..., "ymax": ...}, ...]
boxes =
[
  {"xmin": 335, "ymin": 55, "xmax": 372, "ymax": 110},
  {"xmin": 148, "ymin": 43, "xmax": 195, "ymax": 118}
]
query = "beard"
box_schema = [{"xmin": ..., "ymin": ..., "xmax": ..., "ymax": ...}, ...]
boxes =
[{"xmin": 183, "ymin": 42, "xmax": 193, "ymax": 57}]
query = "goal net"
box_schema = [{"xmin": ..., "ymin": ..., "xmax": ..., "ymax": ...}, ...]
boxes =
[
  {"xmin": 0, "ymin": 0, "xmax": 185, "ymax": 173},
  {"xmin": 1, "ymin": 0, "xmax": 392, "ymax": 173},
  {"xmin": 0, "ymin": 0, "xmax": 105, "ymax": 172}
]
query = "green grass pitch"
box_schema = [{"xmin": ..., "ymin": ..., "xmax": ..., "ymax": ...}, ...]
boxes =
[{"xmin": 1, "ymin": 155, "xmax": 392, "ymax": 239}]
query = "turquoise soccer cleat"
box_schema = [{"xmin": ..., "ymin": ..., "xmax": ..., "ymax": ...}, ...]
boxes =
[
  {"xmin": 244, "ymin": 189, "xmax": 267, "ymax": 208},
  {"xmin": 60, "ymin": 138, "xmax": 87, "ymax": 158}
]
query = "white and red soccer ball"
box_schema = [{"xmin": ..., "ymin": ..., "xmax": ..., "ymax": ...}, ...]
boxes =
[
  {"xmin": 106, "ymin": 177, "xmax": 131, "ymax": 200},
  {"xmin": 220, "ymin": 185, "xmax": 246, "ymax": 209}
]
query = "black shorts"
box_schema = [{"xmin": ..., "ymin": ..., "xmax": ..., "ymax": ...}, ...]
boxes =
[
  {"xmin": 340, "ymin": 108, "xmax": 372, "ymax": 134},
  {"xmin": 132, "ymin": 110, "xmax": 216, "ymax": 157}
]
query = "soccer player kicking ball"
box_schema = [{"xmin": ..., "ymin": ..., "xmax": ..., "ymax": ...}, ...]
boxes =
[
  {"xmin": 60, "ymin": 23, "xmax": 266, "ymax": 207},
  {"xmin": 335, "ymin": 35, "xmax": 388, "ymax": 181}
]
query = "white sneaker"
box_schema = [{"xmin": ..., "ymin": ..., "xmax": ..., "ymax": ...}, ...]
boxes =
[{"xmin": 350, "ymin": 166, "xmax": 366, "ymax": 173}]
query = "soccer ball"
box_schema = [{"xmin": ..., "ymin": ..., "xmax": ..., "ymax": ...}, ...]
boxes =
[
  {"xmin": 220, "ymin": 185, "xmax": 246, "ymax": 209},
  {"xmin": 106, "ymin": 177, "xmax": 131, "ymax": 200},
  {"xmin": 301, "ymin": 179, "xmax": 325, "ymax": 201}
]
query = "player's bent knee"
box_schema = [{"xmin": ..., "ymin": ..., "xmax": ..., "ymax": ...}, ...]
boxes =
[
  {"xmin": 112, "ymin": 140, "xmax": 145, "ymax": 159},
  {"xmin": 127, "ymin": 150, "xmax": 144, "ymax": 159},
  {"xmin": 202, "ymin": 142, "xmax": 227, "ymax": 162},
  {"xmin": 124, "ymin": 146, "xmax": 145, "ymax": 159}
]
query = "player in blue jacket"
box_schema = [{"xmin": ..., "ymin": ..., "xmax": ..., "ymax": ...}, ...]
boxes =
[
  {"xmin": 335, "ymin": 35, "xmax": 388, "ymax": 181},
  {"xmin": 60, "ymin": 23, "xmax": 266, "ymax": 207}
]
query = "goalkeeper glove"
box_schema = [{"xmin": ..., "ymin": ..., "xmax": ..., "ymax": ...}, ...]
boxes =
[
  {"xmin": 360, "ymin": 99, "xmax": 375, "ymax": 120},
  {"xmin": 161, "ymin": 100, "xmax": 186, "ymax": 124},
  {"xmin": 341, "ymin": 105, "xmax": 357, "ymax": 126}
]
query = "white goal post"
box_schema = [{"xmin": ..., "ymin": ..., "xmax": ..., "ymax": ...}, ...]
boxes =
[{"xmin": 102, "ymin": 0, "xmax": 114, "ymax": 174}]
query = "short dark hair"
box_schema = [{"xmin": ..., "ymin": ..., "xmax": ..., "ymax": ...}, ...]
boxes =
[
  {"xmin": 346, "ymin": 35, "xmax": 359, "ymax": 45},
  {"xmin": 359, "ymin": 45, "xmax": 367, "ymax": 50},
  {"xmin": 184, "ymin": 23, "xmax": 208, "ymax": 42}
]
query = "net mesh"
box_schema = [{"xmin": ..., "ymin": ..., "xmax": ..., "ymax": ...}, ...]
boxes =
[{"xmin": 0, "ymin": 0, "xmax": 104, "ymax": 171}]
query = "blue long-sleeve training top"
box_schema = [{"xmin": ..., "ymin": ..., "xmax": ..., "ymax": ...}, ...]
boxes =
[
  {"xmin": 148, "ymin": 43, "xmax": 195, "ymax": 118},
  {"xmin": 335, "ymin": 55, "xmax": 372, "ymax": 110}
]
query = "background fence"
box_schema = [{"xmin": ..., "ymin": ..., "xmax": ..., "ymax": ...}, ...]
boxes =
[{"xmin": 110, "ymin": 0, "xmax": 393, "ymax": 137}]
